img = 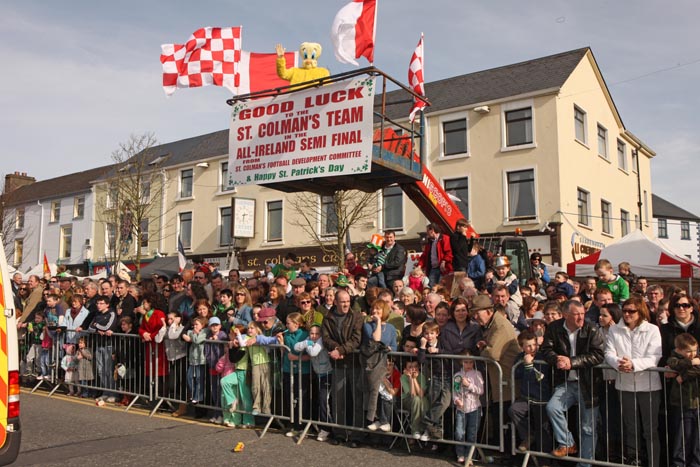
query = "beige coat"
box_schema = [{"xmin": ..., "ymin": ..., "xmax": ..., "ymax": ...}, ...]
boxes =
[{"xmin": 481, "ymin": 311, "xmax": 520, "ymax": 402}]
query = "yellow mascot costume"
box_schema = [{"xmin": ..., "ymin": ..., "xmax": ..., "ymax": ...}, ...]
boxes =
[{"xmin": 276, "ymin": 42, "xmax": 330, "ymax": 89}]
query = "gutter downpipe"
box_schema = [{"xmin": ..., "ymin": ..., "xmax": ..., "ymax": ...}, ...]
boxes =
[
  {"xmin": 159, "ymin": 170, "xmax": 167, "ymax": 254},
  {"xmin": 36, "ymin": 200, "xmax": 44, "ymax": 267}
]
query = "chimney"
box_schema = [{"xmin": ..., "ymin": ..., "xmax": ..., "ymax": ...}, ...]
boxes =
[{"xmin": 4, "ymin": 172, "xmax": 36, "ymax": 195}]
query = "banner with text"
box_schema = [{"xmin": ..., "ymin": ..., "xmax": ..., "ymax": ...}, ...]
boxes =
[{"xmin": 227, "ymin": 76, "xmax": 375, "ymax": 186}]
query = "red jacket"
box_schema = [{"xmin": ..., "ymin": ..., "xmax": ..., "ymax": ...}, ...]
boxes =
[{"xmin": 418, "ymin": 234, "xmax": 453, "ymax": 274}]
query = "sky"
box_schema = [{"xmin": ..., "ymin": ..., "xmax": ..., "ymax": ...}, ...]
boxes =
[{"xmin": 1, "ymin": 1, "xmax": 699, "ymax": 216}]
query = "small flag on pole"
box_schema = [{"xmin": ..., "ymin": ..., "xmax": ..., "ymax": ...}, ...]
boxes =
[
  {"xmin": 408, "ymin": 33, "xmax": 426, "ymax": 123},
  {"xmin": 161, "ymin": 27, "xmax": 242, "ymax": 96},
  {"xmin": 43, "ymin": 252, "xmax": 50, "ymax": 276},
  {"xmin": 177, "ymin": 235, "xmax": 187, "ymax": 272},
  {"xmin": 331, "ymin": 0, "xmax": 377, "ymax": 66}
]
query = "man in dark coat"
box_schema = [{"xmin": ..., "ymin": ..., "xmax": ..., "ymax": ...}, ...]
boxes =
[{"xmin": 542, "ymin": 299, "xmax": 604, "ymax": 463}]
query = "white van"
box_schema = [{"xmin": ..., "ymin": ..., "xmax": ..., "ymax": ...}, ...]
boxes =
[{"xmin": 0, "ymin": 239, "xmax": 20, "ymax": 464}]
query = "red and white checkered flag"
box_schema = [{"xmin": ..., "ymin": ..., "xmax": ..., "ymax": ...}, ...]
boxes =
[
  {"xmin": 160, "ymin": 27, "xmax": 242, "ymax": 96},
  {"xmin": 408, "ymin": 33, "xmax": 426, "ymax": 123}
]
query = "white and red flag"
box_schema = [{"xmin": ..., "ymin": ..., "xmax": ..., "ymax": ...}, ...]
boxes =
[
  {"xmin": 408, "ymin": 33, "xmax": 426, "ymax": 123},
  {"xmin": 236, "ymin": 51, "xmax": 298, "ymax": 95},
  {"xmin": 331, "ymin": 0, "xmax": 377, "ymax": 66},
  {"xmin": 160, "ymin": 27, "xmax": 242, "ymax": 96}
]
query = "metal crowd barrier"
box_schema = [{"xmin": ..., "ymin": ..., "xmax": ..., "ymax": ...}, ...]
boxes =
[
  {"xmin": 294, "ymin": 349, "xmax": 504, "ymax": 465},
  {"xmin": 509, "ymin": 361, "xmax": 692, "ymax": 467},
  {"xmin": 22, "ymin": 329, "xmax": 700, "ymax": 467},
  {"xmin": 150, "ymin": 338, "xmax": 294, "ymax": 438}
]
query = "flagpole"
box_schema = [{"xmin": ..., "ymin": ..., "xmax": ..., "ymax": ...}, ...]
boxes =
[{"xmin": 370, "ymin": 0, "xmax": 378, "ymax": 66}]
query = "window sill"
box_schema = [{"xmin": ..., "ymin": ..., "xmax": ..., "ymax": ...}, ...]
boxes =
[
  {"xmin": 503, "ymin": 218, "xmax": 538, "ymax": 227},
  {"xmin": 384, "ymin": 229, "xmax": 406, "ymax": 237},
  {"xmin": 215, "ymin": 188, "xmax": 237, "ymax": 197},
  {"xmin": 618, "ymin": 167, "xmax": 629, "ymax": 175},
  {"xmin": 262, "ymin": 240, "xmax": 284, "ymax": 247},
  {"xmin": 438, "ymin": 153, "xmax": 470, "ymax": 161},
  {"xmin": 73, "ymin": 216, "xmax": 84, "ymax": 221},
  {"xmin": 575, "ymin": 139, "xmax": 589, "ymax": 150},
  {"xmin": 500, "ymin": 142, "xmax": 536, "ymax": 153},
  {"xmin": 175, "ymin": 196, "xmax": 194, "ymax": 202},
  {"xmin": 602, "ymin": 232, "xmax": 614, "ymax": 239},
  {"xmin": 578, "ymin": 223, "xmax": 593, "ymax": 232},
  {"xmin": 598, "ymin": 154, "xmax": 611, "ymax": 164}
]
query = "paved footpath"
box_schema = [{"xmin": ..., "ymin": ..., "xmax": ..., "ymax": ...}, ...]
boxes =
[{"xmin": 15, "ymin": 390, "xmax": 507, "ymax": 466}]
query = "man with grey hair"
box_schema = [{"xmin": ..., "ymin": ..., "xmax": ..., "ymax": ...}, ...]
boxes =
[
  {"xmin": 542, "ymin": 300, "xmax": 604, "ymax": 464},
  {"xmin": 424, "ymin": 293, "xmax": 441, "ymax": 319}
]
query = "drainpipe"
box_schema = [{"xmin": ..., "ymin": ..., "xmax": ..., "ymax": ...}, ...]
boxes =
[
  {"xmin": 633, "ymin": 148, "xmax": 643, "ymax": 231},
  {"xmin": 37, "ymin": 200, "xmax": 44, "ymax": 266},
  {"xmin": 159, "ymin": 169, "xmax": 167, "ymax": 254}
]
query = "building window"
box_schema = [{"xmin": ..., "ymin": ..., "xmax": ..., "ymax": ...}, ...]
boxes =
[
  {"xmin": 681, "ymin": 221, "xmax": 690, "ymax": 240},
  {"xmin": 597, "ymin": 124, "xmax": 608, "ymax": 159},
  {"xmin": 577, "ymin": 188, "xmax": 590, "ymax": 226},
  {"xmin": 617, "ymin": 139, "xmax": 627, "ymax": 171},
  {"xmin": 266, "ymin": 201, "xmax": 283, "ymax": 242},
  {"xmin": 73, "ymin": 196, "xmax": 85, "ymax": 219},
  {"xmin": 15, "ymin": 208, "xmax": 24, "ymax": 230},
  {"xmin": 106, "ymin": 185, "xmax": 118, "ymax": 209},
  {"xmin": 180, "ymin": 169, "xmax": 193, "ymax": 198},
  {"xmin": 139, "ymin": 219, "xmax": 149, "ymax": 249},
  {"xmin": 179, "ymin": 212, "xmax": 193, "ymax": 249},
  {"xmin": 631, "ymin": 149, "xmax": 638, "ymax": 173},
  {"xmin": 50, "ymin": 201, "xmax": 60, "ymax": 223},
  {"xmin": 620, "ymin": 210, "xmax": 629, "ymax": 237},
  {"xmin": 106, "ymin": 223, "xmax": 117, "ymax": 254},
  {"xmin": 221, "ymin": 162, "xmax": 234, "ymax": 192},
  {"xmin": 574, "ymin": 105, "xmax": 587, "ymax": 144},
  {"xmin": 506, "ymin": 169, "xmax": 536, "ymax": 221},
  {"xmin": 635, "ymin": 214, "xmax": 641, "ymax": 230},
  {"xmin": 658, "ymin": 218, "xmax": 668, "ymax": 238},
  {"xmin": 321, "ymin": 195, "xmax": 338, "ymax": 236},
  {"xmin": 140, "ymin": 181, "xmax": 151, "ymax": 204},
  {"xmin": 444, "ymin": 177, "xmax": 469, "ymax": 220},
  {"xmin": 601, "ymin": 200, "xmax": 612, "ymax": 235},
  {"xmin": 442, "ymin": 118, "xmax": 467, "ymax": 156},
  {"xmin": 382, "ymin": 185, "xmax": 403, "ymax": 229},
  {"xmin": 13, "ymin": 239, "xmax": 23, "ymax": 266},
  {"xmin": 60, "ymin": 225, "xmax": 72, "ymax": 259},
  {"xmin": 220, "ymin": 207, "xmax": 232, "ymax": 246},
  {"xmin": 505, "ymin": 107, "xmax": 533, "ymax": 147}
]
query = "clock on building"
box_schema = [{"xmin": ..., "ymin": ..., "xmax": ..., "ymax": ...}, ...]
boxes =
[{"xmin": 232, "ymin": 197, "xmax": 255, "ymax": 238}]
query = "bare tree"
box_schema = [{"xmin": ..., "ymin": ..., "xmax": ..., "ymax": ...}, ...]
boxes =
[
  {"xmin": 0, "ymin": 176, "xmax": 15, "ymax": 259},
  {"xmin": 96, "ymin": 133, "xmax": 168, "ymax": 281},
  {"xmin": 288, "ymin": 190, "xmax": 378, "ymax": 270}
]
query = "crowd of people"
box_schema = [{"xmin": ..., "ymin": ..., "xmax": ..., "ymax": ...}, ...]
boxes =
[{"xmin": 10, "ymin": 223, "xmax": 700, "ymax": 467}]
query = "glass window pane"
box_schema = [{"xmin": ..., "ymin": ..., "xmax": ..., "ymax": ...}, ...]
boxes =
[
  {"xmin": 574, "ymin": 107, "xmax": 586, "ymax": 142},
  {"xmin": 220, "ymin": 207, "xmax": 232, "ymax": 245},
  {"xmin": 383, "ymin": 186, "xmax": 403, "ymax": 229},
  {"xmin": 597, "ymin": 125, "xmax": 607, "ymax": 158},
  {"xmin": 443, "ymin": 119, "xmax": 467, "ymax": 156},
  {"xmin": 140, "ymin": 219, "xmax": 149, "ymax": 248},
  {"xmin": 506, "ymin": 108, "xmax": 532, "ymax": 146},
  {"xmin": 181, "ymin": 169, "xmax": 193, "ymax": 198},
  {"xmin": 444, "ymin": 177, "xmax": 469, "ymax": 220},
  {"xmin": 267, "ymin": 201, "xmax": 282, "ymax": 241},
  {"xmin": 507, "ymin": 170, "xmax": 536, "ymax": 219},
  {"xmin": 578, "ymin": 189, "xmax": 589, "ymax": 226},
  {"xmin": 321, "ymin": 196, "xmax": 338, "ymax": 235},
  {"xmin": 180, "ymin": 212, "xmax": 192, "ymax": 248}
]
